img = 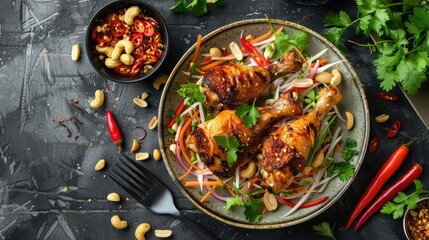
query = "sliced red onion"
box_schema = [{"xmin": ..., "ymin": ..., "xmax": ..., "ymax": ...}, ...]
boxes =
[{"xmin": 306, "ymin": 60, "xmax": 319, "ymax": 79}]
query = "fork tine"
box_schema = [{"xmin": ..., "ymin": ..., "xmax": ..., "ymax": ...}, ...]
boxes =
[
  {"xmin": 112, "ymin": 163, "xmax": 151, "ymax": 194},
  {"xmin": 108, "ymin": 165, "xmax": 148, "ymax": 202},
  {"xmin": 120, "ymin": 154, "xmax": 157, "ymax": 182}
]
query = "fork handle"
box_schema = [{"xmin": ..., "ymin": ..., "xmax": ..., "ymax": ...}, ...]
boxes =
[{"xmin": 176, "ymin": 213, "xmax": 218, "ymax": 240}]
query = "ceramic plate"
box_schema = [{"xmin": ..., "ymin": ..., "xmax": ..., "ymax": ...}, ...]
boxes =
[{"xmin": 158, "ymin": 19, "xmax": 369, "ymax": 229}]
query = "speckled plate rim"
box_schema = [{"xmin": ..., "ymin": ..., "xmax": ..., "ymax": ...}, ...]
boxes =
[{"xmin": 158, "ymin": 19, "xmax": 370, "ymax": 229}]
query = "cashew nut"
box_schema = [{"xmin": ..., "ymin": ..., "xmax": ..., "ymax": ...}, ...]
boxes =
[
  {"xmin": 148, "ymin": 116, "xmax": 158, "ymax": 130},
  {"xmin": 375, "ymin": 114, "xmax": 389, "ymax": 123},
  {"xmin": 330, "ymin": 69, "xmax": 342, "ymax": 86},
  {"xmin": 95, "ymin": 45, "xmax": 113, "ymax": 58},
  {"xmin": 153, "ymin": 149, "xmax": 161, "ymax": 161},
  {"xmin": 133, "ymin": 98, "xmax": 148, "ymax": 108},
  {"xmin": 262, "ymin": 191, "xmax": 278, "ymax": 211},
  {"xmin": 209, "ymin": 47, "xmax": 222, "ymax": 58},
  {"xmin": 90, "ymin": 90, "xmax": 104, "ymax": 109},
  {"xmin": 119, "ymin": 54, "xmax": 135, "ymax": 66},
  {"xmin": 311, "ymin": 150, "xmax": 324, "ymax": 168},
  {"xmin": 105, "ymin": 58, "xmax": 123, "ymax": 68},
  {"xmin": 94, "ymin": 159, "xmax": 105, "ymax": 171},
  {"xmin": 169, "ymin": 144, "xmax": 176, "ymax": 154},
  {"xmin": 111, "ymin": 40, "xmax": 134, "ymax": 60},
  {"xmin": 135, "ymin": 152, "xmax": 150, "ymax": 161},
  {"xmin": 141, "ymin": 92, "xmax": 149, "ymax": 100},
  {"xmin": 240, "ymin": 161, "xmax": 257, "ymax": 179},
  {"xmin": 107, "ymin": 192, "xmax": 121, "ymax": 202},
  {"xmin": 124, "ymin": 6, "xmax": 141, "ymax": 25},
  {"xmin": 315, "ymin": 72, "xmax": 333, "ymax": 84},
  {"xmin": 135, "ymin": 223, "xmax": 151, "ymax": 240},
  {"xmin": 153, "ymin": 74, "xmax": 168, "ymax": 90},
  {"xmin": 111, "ymin": 215, "xmax": 127, "ymax": 229},
  {"xmin": 131, "ymin": 139, "xmax": 140, "ymax": 152},
  {"xmin": 229, "ymin": 41, "xmax": 243, "ymax": 61},
  {"xmin": 345, "ymin": 111, "xmax": 354, "ymax": 130},
  {"xmin": 154, "ymin": 229, "xmax": 173, "ymax": 238},
  {"xmin": 71, "ymin": 44, "xmax": 80, "ymax": 61}
]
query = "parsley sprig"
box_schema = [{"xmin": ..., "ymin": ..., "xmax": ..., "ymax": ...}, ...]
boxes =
[
  {"xmin": 326, "ymin": 138, "xmax": 357, "ymax": 181},
  {"xmin": 313, "ymin": 222, "xmax": 337, "ymax": 240},
  {"xmin": 323, "ymin": 2, "xmax": 429, "ymax": 95},
  {"xmin": 381, "ymin": 179, "xmax": 429, "ymax": 219},
  {"xmin": 235, "ymin": 98, "xmax": 260, "ymax": 128},
  {"xmin": 170, "ymin": 0, "xmax": 225, "ymax": 17},
  {"xmin": 224, "ymin": 185, "xmax": 265, "ymax": 223},
  {"xmin": 213, "ymin": 135, "xmax": 240, "ymax": 167},
  {"xmin": 177, "ymin": 83, "xmax": 205, "ymax": 106}
]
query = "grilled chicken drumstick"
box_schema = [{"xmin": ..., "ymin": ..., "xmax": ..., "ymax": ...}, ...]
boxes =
[
  {"xmin": 258, "ymin": 86, "xmax": 342, "ymax": 191},
  {"xmin": 200, "ymin": 51, "xmax": 302, "ymax": 110},
  {"xmin": 186, "ymin": 91, "xmax": 303, "ymax": 177}
]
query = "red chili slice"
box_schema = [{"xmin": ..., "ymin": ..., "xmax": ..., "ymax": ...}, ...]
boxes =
[
  {"xmin": 369, "ymin": 135, "xmax": 379, "ymax": 153},
  {"xmin": 130, "ymin": 33, "xmax": 144, "ymax": 48},
  {"xmin": 387, "ymin": 120, "xmax": 401, "ymax": 138},
  {"xmin": 134, "ymin": 18, "xmax": 146, "ymax": 33},
  {"xmin": 97, "ymin": 32, "xmax": 112, "ymax": 45},
  {"xmin": 139, "ymin": 54, "xmax": 158, "ymax": 64},
  {"xmin": 111, "ymin": 18, "xmax": 125, "ymax": 37},
  {"xmin": 144, "ymin": 16, "xmax": 158, "ymax": 27},
  {"xmin": 240, "ymin": 38, "xmax": 271, "ymax": 66},
  {"xmin": 114, "ymin": 65, "xmax": 133, "ymax": 76},
  {"xmin": 377, "ymin": 92, "xmax": 398, "ymax": 101},
  {"xmin": 142, "ymin": 20, "xmax": 155, "ymax": 37},
  {"xmin": 152, "ymin": 32, "xmax": 161, "ymax": 44}
]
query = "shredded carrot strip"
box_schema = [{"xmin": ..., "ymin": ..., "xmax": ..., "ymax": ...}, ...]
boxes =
[
  {"xmin": 293, "ymin": 45, "xmax": 308, "ymax": 65},
  {"xmin": 248, "ymin": 178, "xmax": 259, "ymax": 187},
  {"xmin": 237, "ymin": 158, "xmax": 251, "ymax": 169},
  {"xmin": 225, "ymin": 184, "xmax": 237, "ymax": 197},
  {"xmin": 191, "ymin": 34, "xmax": 202, "ymax": 65},
  {"xmin": 250, "ymin": 28, "xmax": 273, "ymax": 44},
  {"xmin": 178, "ymin": 165, "xmax": 194, "ymax": 181},
  {"xmin": 185, "ymin": 181, "xmax": 222, "ymax": 187},
  {"xmin": 311, "ymin": 58, "xmax": 328, "ymax": 67},
  {"xmin": 195, "ymin": 67, "xmax": 205, "ymax": 75},
  {"xmin": 294, "ymin": 189, "xmax": 317, "ymax": 193},
  {"xmin": 201, "ymin": 60, "xmax": 228, "ymax": 71},
  {"xmin": 199, "ymin": 58, "xmax": 213, "ymax": 66},
  {"xmin": 336, "ymin": 143, "xmax": 343, "ymax": 157},
  {"xmin": 275, "ymin": 26, "xmax": 284, "ymax": 35},
  {"xmin": 200, "ymin": 186, "xmax": 218, "ymax": 202},
  {"xmin": 192, "ymin": 110, "xmax": 201, "ymax": 124},
  {"xmin": 179, "ymin": 119, "xmax": 201, "ymax": 171}
]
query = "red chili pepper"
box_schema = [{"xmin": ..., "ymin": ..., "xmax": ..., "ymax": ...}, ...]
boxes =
[
  {"xmin": 387, "ymin": 120, "xmax": 401, "ymax": 138},
  {"xmin": 166, "ymin": 99, "xmax": 185, "ymax": 129},
  {"xmin": 114, "ymin": 59, "xmax": 144, "ymax": 77},
  {"xmin": 276, "ymin": 196, "xmax": 329, "ymax": 208},
  {"xmin": 354, "ymin": 163, "xmax": 423, "ymax": 230},
  {"xmin": 130, "ymin": 33, "xmax": 144, "ymax": 48},
  {"xmin": 97, "ymin": 32, "xmax": 112, "ymax": 45},
  {"xmin": 240, "ymin": 38, "xmax": 271, "ymax": 66},
  {"xmin": 134, "ymin": 18, "xmax": 146, "ymax": 33},
  {"xmin": 111, "ymin": 18, "xmax": 125, "ymax": 37},
  {"xmin": 106, "ymin": 110, "xmax": 123, "ymax": 152},
  {"xmin": 346, "ymin": 139, "xmax": 418, "ymax": 229},
  {"xmin": 377, "ymin": 92, "xmax": 398, "ymax": 101},
  {"xmin": 368, "ymin": 135, "xmax": 379, "ymax": 153},
  {"xmin": 142, "ymin": 20, "xmax": 155, "ymax": 37}
]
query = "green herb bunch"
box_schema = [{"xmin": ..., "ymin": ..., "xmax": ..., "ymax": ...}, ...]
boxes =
[{"xmin": 323, "ymin": 1, "xmax": 429, "ymax": 95}]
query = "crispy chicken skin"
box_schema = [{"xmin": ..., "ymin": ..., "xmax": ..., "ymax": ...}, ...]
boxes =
[
  {"xmin": 259, "ymin": 86, "xmax": 342, "ymax": 191},
  {"xmin": 201, "ymin": 51, "xmax": 302, "ymax": 110},
  {"xmin": 186, "ymin": 91, "xmax": 303, "ymax": 177}
]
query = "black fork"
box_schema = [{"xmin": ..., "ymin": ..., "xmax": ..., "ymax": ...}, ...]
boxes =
[{"xmin": 108, "ymin": 154, "xmax": 217, "ymax": 240}]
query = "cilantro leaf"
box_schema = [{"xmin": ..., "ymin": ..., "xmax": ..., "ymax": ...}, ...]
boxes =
[
  {"xmin": 313, "ymin": 222, "xmax": 337, "ymax": 240},
  {"xmin": 243, "ymin": 199, "xmax": 264, "ymax": 224},
  {"xmin": 177, "ymin": 84, "xmax": 205, "ymax": 105},
  {"xmin": 327, "ymin": 161, "xmax": 355, "ymax": 181},
  {"xmin": 186, "ymin": 0, "xmax": 207, "ymax": 16},
  {"xmin": 405, "ymin": 7, "xmax": 429, "ymax": 40},
  {"xmin": 224, "ymin": 197, "xmax": 244, "ymax": 210},
  {"xmin": 235, "ymin": 99, "xmax": 260, "ymax": 128},
  {"xmin": 342, "ymin": 138, "xmax": 359, "ymax": 161},
  {"xmin": 290, "ymin": 31, "xmax": 310, "ymax": 51},
  {"xmin": 324, "ymin": 27, "xmax": 347, "ymax": 53},
  {"xmin": 381, "ymin": 201, "xmax": 406, "ymax": 219},
  {"xmin": 170, "ymin": 0, "xmax": 188, "ymax": 13},
  {"xmin": 272, "ymin": 32, "xmax": 292, "ymax": 60},
  {"xmin": 213, "ymin": 135, "xmax": 240, "ymax": 167},
  {"xmin": 323, "ymin": 11, "xmax": 351, "ymax": 27}
]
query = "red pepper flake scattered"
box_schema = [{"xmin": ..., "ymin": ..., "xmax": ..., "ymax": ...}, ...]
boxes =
[
  {"xmin": 58, "ymin": 122, "xmax": 72, "ymax": 137},
  {"xmin": 377, "ymin": 92, "xmax": 398, "ymax": 101},
  {"xmin": 407, "ymin": 198, "xmax": 429, "ymax": 239},
  {"xmin": 369, "ymin": 135, "xmax": 379, "ymax": 153},
  {"xmin": 70, "ymin": 103, "xmax": 84, "ymax": 115},
  {"xmin": 134, "ymin": 125, "xmax": 147, "ymax": 140},
  {"xmin": 69, "ymin": 98, "xmax": 80, "ymax": 104},
  {"xmin": 387, "ymin": 120, "xmax": 401, "ymax": 138}
]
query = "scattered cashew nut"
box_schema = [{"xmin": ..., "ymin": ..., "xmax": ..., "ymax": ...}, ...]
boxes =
[
  {"xmin": 111, "ymin": 215, "xmax": 127, "ymax": 229},
  {"xmin": 153, "ymin": 149, "xmax": 161, "ymax": 161},
  {"xmin": 124, "ymin": 6, "xmax": 141, "ymax": 25},
  {"xmin": 131, "ymin": 139, "xmax": 140, "ymax": 152},
  {"xmin": 95, "ymin": 45, "xmax": 113, "ymax": 58},
  {"xmin": 345, "ymin": 111, "xmax": 354, "ymax": 130},
  {"xmin": 94, "ymin": 159, "xmax": 106, "ymax": 171},
  {"xmin": 153, "ymin": 74, "xmax": 168, "ymax": 90},
  {"xmin": 119, "ymin": 54, "xmax": 135, "ymax": 65},
  {"xmin": 107, "ymin": 192, "xmax": 121, "ymax": 202},
  {"xmin": 330, "ymin": 69, "xmax": 342, "ymax": 86},
  {"xmin": 135, "ymin": 223, "xmax": 150, "ymax": 240},
  {"xmin": 71, "ymin": 44, "xmax": 80, "ymax": 61},
  {"xmin": 111, "ymin": 40, "xmax": 134, "ymax": 60},
  {"xmin": 105, "ymin": 58, "xmax": 123, "ymax": 68},
  {"xmin": 154, "ymin": 229, "xmax": 173, "ymax": 238},
  {"xmin": 141, "ymin": 92, "xmax": 149, "ymax": 100},
  {"xmin": 148, "ymin": 116, "xmax": 158, "ymax": 130},
  {"xmin": 375, "ymin": 114, "xmax": 390, "ymax": 123},
  {"xmin": 90, "ymin": 90, "xmax": 104, "ymax": 109},
  {"xmin": 133, "ymin": 98, "xmax": 148, "ymax": 108},
  {"xmin": 240, "ymin": 161, "xmax": 256, "ymax": 179},
  {"xmin": 136, "ymin": 152, "xmax": 150, "ymax": 161}
]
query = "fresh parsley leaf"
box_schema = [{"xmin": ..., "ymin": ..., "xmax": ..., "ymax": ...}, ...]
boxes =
[
  {"xmin": 177, "ymin": 84, "xmax": 205, "ymax": 105},
  {"xmin": 272, "ymin": 31, "xmax": 309, "ymax": 59},
  {"xmin": 235, "ymin": 98, "xmax": 260, "ymax": 128},
  {"xmin": 170, "ymin": 0, "xmax": 224, "ymax": 17},
  {"xmin": 327, "ymin": 161, "xmax": 355, "ymax": 181},
  {"xmin": 290, "ymin": 31, "xmax": 310, "ymax": 51},
  {"xmin": 186, "ymin": 0, "xmax": 207, "ymax": 16},
  {"xmin": 243, "ymin": 199, "xmax": 264, "ymax": 224},
  {"xmin": 224, "ymin": 197, "xmax": 244, "ymax": 210},
  {"xmin": 313, "ymin": 222, "xmax": 337, "ymax": 240},
  {"xmin": 170, "ymin": 0, "xmax": 188, "ymax": 13},
  {"xmin": 323, "ymin": 11, "xmax": 351, "ymax": 28},
  {"xmin": 324, "ymin": 27, "xmax": 347, "ymax": 53},
  {"xmin": 213, "ymin": 135, "xmax": 240, "ymax": 167},
  {"xmin": 342, "ymin": 138, "xmax": 359, "ymax": 161}
]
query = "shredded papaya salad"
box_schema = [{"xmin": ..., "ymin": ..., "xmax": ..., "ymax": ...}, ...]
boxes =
[{"xmin": 166, "ymin": 23, "xmax": 359, "ymax": 223}]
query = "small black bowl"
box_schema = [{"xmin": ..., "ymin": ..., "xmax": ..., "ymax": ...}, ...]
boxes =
[{"xmin": 85, "ymin": 0, "xmax": 169, "ymax": 83}]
